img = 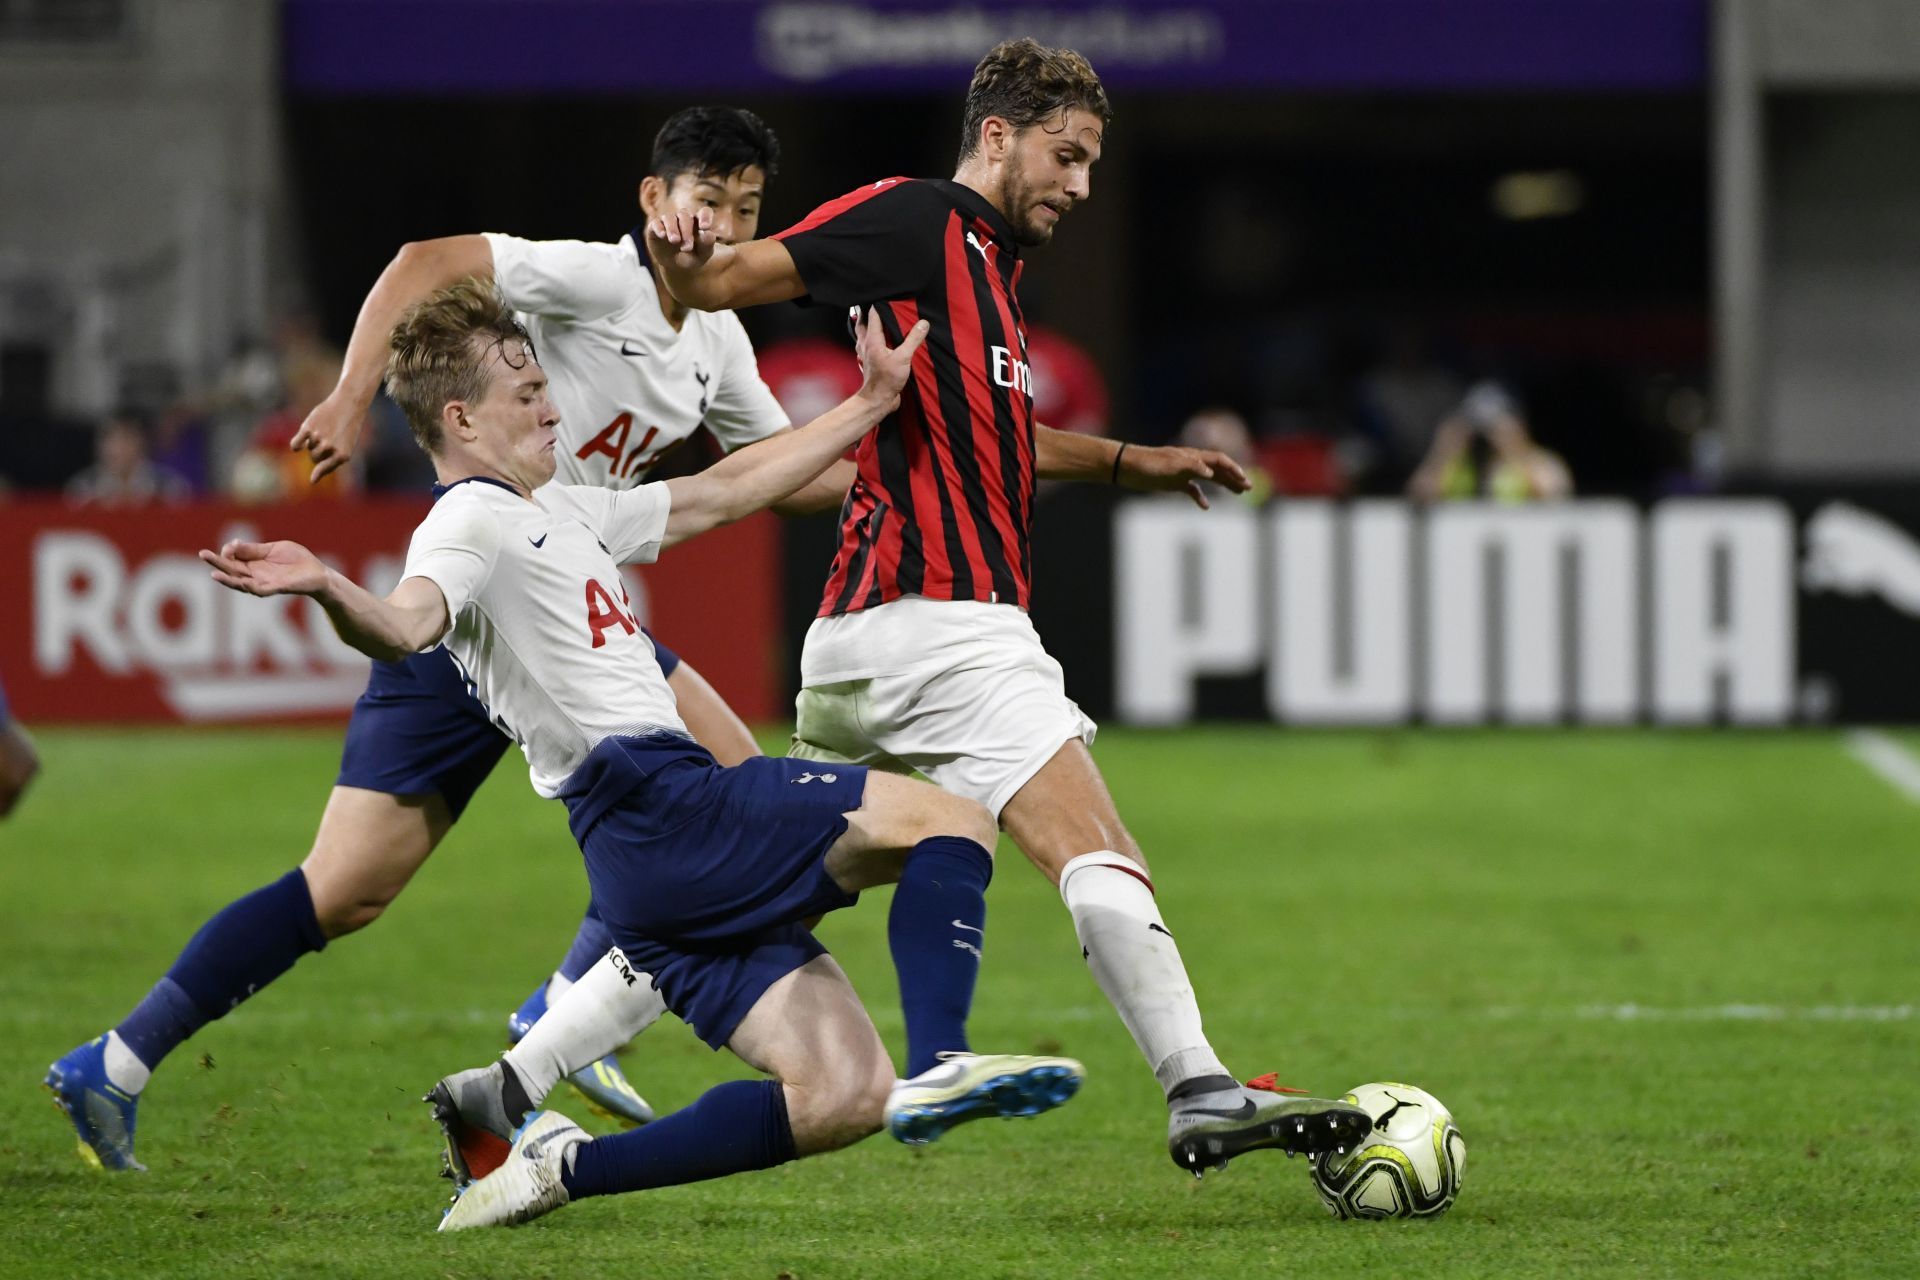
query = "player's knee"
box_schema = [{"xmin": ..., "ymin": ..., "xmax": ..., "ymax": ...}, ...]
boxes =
[
  {"xmin": 785, "ymin": 1051, "xmax": 892, "ymax": 1154},
  {"xmin": 923, "ymin": 791, "xmax": 996, "ymax": 851},
  {"xmin": 301, "ymin": 865, "xmax": 401, "ymax": 939}
]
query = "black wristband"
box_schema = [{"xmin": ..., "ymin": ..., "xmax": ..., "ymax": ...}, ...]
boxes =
[{"xmin": 1110, "ymin": 441, "xmax": 1130, "ymax": 485}]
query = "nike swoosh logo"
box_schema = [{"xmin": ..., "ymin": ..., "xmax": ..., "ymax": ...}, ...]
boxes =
[
  {"xmin": 1183, "ymin": 1099, "xmax": 1257, "ymax": 1121},
  {"xmin": 529, "ymin": 533, "xmax": 548, "ymax": 548},
  {"xmin": 952, "ymin": 920, "xmax": 983, "ymax": 935},
  {"xmin": 620, "ymin": 341, "xmax": 648, "ymax": 357}
]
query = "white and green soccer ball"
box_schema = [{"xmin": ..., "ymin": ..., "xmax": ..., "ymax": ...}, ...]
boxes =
[{"xmin": 1308, "ymin": 1082, "xmax": 1465, "ymax": 1220}]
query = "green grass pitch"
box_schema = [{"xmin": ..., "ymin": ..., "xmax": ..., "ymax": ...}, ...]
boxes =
[{"xmin": 3, "ymin": 726, "xmax": 1916, "ymax": 1277}]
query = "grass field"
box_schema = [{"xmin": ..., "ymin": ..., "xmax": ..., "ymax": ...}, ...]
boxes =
[{"xmin": 3, "ymin": 726, "xmax": 1917, "ymax": 1278}]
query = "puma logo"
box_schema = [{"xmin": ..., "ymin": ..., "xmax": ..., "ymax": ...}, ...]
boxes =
[{"xmin": 1803, "ymin": 501, "xmax": 1920, "ymax": 616}]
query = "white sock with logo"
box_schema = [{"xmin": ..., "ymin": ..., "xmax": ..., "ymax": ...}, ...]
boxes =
[
  {"xmin": 1059, "ymin": 851, "xmax": 1230, "ymax": 1099},
  {"xmin": 504, "ymin": 947, "xmax": 666, "ymax": 1104}
]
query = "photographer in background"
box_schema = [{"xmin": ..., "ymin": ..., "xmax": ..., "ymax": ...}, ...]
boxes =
[{"xmin": 1407, "ymin": 380, "xmax": 1572, "ymax": 503}]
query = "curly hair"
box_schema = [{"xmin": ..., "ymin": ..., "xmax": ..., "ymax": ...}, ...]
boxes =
[
  {"xmin": 957, "ymin": 38, "xmax": 1110, "ymax": 163},
  {"xmin": 385, "ymin": 278, "xmax": 531, "ymax": 455}
]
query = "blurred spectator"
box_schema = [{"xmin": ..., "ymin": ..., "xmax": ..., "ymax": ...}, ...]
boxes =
[
  {"xmin": 757, "ymin": 335, "xmax": 863, "ymax": 428},
  {"xmin": 1355, "ymin": 324, "xmax": 1463, "ymax": 485},
  {"xmin": 1177, "ymin": 407, "xmax": 1273, "ymax": 505},
  {"xmin": 1406, "ymin": 381, "xmax": 1573, "ymax": 503},
  {"xmin": 64, "ymin": 413, "xmax": 190, "ymax": 506},
  {"xmin": 1026, "ymin": 326, "xmax": 1109, "ymax": 437},
  {"xmin": 229, "ymin": 314, "xmax": 354, "ymax": 501}
]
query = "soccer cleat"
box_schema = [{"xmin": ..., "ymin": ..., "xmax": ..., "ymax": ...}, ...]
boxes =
[
  {"xmin": 1167, "ymin": 1073, "xmax": 1373, "ymax": 1177},
  {"xmin": 426, "ymin": 1062, "xmax": 520, "ymax": 1186},
  {"xmin": 506, "ymin": 983, "xmax": 655, "ymax": 1129},
  {"xmin": 884, "ymin": 1052, "xmax": 1084, "ymax": 1146},
  {"xmin": 437, "ymin": 1110, "xmax": 586, "ymax": 1232},
  {"xmin": 45, "ymin": 1035, "xmax": 146, "ymax": 1172}
]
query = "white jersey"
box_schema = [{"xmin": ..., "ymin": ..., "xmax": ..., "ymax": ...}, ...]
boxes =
[
  {"xmin": 484, "ymin": 230, "xmax": 790, "ymax": 488},
  {"xmin": 401, "ymin": 476, "xmax": 685, "ymax": 797}
]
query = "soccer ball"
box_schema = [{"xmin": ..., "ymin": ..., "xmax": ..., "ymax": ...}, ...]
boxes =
[{"xmin": 1308, "ymin": 1082, "xmax": 1465, "ymax": 1220}]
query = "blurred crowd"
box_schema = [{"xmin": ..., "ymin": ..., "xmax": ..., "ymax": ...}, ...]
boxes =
[{"xmin": 0, "ymin": 310, "xmax": 1715, "ymax": 510}]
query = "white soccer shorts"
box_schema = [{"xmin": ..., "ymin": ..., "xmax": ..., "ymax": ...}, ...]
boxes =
[{"xmin": 791, "ymin": 599, "xmax": 1097, "ymax": 819}]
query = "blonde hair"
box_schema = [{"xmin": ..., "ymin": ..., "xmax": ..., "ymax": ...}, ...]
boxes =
[{"xmin": 385, "ymin": 278, "xmax": 531, "ymax": 454}]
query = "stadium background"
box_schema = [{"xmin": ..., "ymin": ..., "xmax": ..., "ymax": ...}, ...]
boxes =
[{"xmin": 2, "ymin": 3, "xmax": 1917, "ymax": 1276}]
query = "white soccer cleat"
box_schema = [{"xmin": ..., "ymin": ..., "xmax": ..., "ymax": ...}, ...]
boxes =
[
  {"xmin": 437, "ymin": 1110, "xmax": 586, "ymax": 1232},
  {"xmin": 884, "ymin": 1051, "xmax": 1084, "ymax": 1145}
]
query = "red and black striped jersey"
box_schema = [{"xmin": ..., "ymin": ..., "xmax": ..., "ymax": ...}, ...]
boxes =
[{"xmin": 774, "ymin": 178, "xmax": 1036, "ymax": 617}]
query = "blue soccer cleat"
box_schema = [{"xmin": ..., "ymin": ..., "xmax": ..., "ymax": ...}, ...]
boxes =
[
  {"xmin": 506, "ymin": 983, "xmax": 654, "ymax": 1128},
  {"xmin": 45, "ymin": 1035, "xmax": 146, "ymax": 1172},
  {"xmin": 885, "ymin": 1052, "xmax": 1085, "ymax": 1146}
]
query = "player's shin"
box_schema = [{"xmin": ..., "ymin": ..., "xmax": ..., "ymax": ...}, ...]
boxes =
[
  {"xmin": 559, "ymin": 1079, "xmax": 797, "ymax": 1198},
  {"xmin": 110, "ymin": 867, "xmax": 328, "ymax": 1092},
  {"xmin": 504, "ymin": 946, "xmax": 665, "ymax": 1105},
  {"xmin": 1058, "ymin": 852, "xmax": 1232, "ymax": 1099},
  {"xmin": 887, "ymin": 836, "xmax": 994, "ymax": 1075}
]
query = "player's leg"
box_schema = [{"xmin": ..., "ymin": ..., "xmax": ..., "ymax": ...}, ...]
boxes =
[
  {"xmin": 501, "ymin": 641, "xmax": 752, "ymax": 1124},
  {"xmin": 45, "ymin": 784, "xmax": 440, "ymax": 1172},
  {"xmin": 999, "ymin": 739, "xmax": 1369, "ymax": 1173},
  {"xmin": 439, "ymin": 954, "xmax": 889, "ymax": 1231}
]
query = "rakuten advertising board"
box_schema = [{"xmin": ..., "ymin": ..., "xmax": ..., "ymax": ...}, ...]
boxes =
[
  {"xmin": 1111, "ymin": 493, "xmax": 1920, "ymax": 726},
  {"xmin": 0, "ymin": 501, "xmax": 780, "ymax": 725}
]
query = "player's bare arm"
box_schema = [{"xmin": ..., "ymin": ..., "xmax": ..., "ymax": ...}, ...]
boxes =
[
  {"xmin": 647, "ymin": 207, "xmax": 806, "ymax": 311},
  {"xmin": 661, "ymin": 311, "xmax": 927, "ymax": 544},
  {"xmin": 199, "ymin": 540, "xmax": 451, "ymax": 661},
  {"xmin": 291, "ymin": 235, "xmax": 496, "ymax": 482},
  {"xmin": 1033, "ymin": 423, "xmax": 1250, "ymax": 510}
]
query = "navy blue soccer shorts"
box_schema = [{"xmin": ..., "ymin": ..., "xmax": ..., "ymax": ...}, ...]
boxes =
[
  {"xmin": 560, "ymin": 733, "xmax": 869, "ymax": 1049},
  {"xmin": 335, "ymin": 630, "xmax": 685, "ymax": 820}
]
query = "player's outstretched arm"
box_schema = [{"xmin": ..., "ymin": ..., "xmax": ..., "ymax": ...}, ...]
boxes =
[
  {"xmin": 647, "ymin": 207, "xmax": 805, "ymax": 312},
  {"xmin": 1034, "ymin": 424, "xmax": 1251, "ymax": 510},
  {"xmin": 661, "ymin": 310, "xmax": 927, "ymax": 545},
  {"xmin": 290, "ymin": 236, "xmax": 496, "ymax": 482},
  {"xmin": 199, "ymin": 540, "xmax": 450, "ymax": 661}
]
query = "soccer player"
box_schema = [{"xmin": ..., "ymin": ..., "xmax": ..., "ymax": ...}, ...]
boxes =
[
  {"xmin": 201, "ymin": 281, "xmax": 1079, "ymax": 1231},
  {"xmin": 642, "ymin": 39, "xmax": 1372, "ymax": 1174},
  {"xmin": 0, "ymin": 674, "xmax": 38, "ymax": 819},
  {"xmin": 43, "ymin": 108, "xmax": 846, "ymax": 1170}
]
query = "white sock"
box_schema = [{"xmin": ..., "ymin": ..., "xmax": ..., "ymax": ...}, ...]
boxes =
[
  {"xmin": 545, "ymin": 971, "xmax": 574, "ymax": 1003},
  {"xmin": 504, "ymin": 947, "xmax": 665, "ymax": 1104},
  {"xmin": 102, "ymin": 1030, "xmax": 152, "ymax": 1095},
  {"xmin": 1059, "ymin": 851, "xmax": 1230, "ymax": 1099}
]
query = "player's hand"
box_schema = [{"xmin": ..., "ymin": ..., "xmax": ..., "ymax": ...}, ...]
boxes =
[
  {"xmin": 1119, "ymin": 445, "xmax": 1251, "ymax": 509},
  {"xmin": 852, "ymin": 307, "xmax": 930, "ymax": 414},
  {"xmin": 289, "ymin": 391, "xmax": 367, "ymax": 484},
  {"xmin": 646, "ymin": 206, "xmax": 718, "ymax": 274},
  {"xmin": 199, "ymin": 539, "xmax": 331, "ymax": 599}
]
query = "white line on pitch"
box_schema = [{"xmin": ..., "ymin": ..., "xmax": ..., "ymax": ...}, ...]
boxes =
[{"xmin": 1844, "ymin": 728, "xmax": 1920, "ymax": 804}]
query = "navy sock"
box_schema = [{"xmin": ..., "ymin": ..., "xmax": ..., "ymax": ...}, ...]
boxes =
[
  {"xmin": 560, "ymin": 1078, "xmax": 796, "ymax": 1199},
  {"xmin": 554, "ymin": 903, "xmax": 613, "ymax": 985},
  {"xmin": 115, "ymin": 868, "xmax": 326, "ymax": 1072},
  {"xmin": 889, "ymin": 836, "xmax": 993, "ymax": 1076}
]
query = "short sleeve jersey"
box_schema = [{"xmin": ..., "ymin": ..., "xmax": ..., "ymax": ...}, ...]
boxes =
[
  {"xmin": 400, "ymin": 476, "xmax": 684, "ymax": 796},
  {"xmin": 483, "ymin": 231, "xmax": 789, "ymax": 488},
  {"xmin": 772, "ymin": 180, "xmax": 1037, "ymax": 616}
]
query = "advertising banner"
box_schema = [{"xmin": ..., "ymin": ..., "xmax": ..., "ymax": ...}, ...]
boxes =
[
  {"xmin": 0, "ymin": 500, "xmax": 780, "ymax": 725},
  {"xmin": 1107, "ymin": 490, "xmax": 1920, "ymax": 726},
  {"xmin": 285, "ymin": 1, "xmax": 1705, "ymax": 97}
]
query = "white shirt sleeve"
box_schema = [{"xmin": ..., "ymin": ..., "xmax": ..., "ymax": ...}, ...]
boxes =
[
  {"xmin": 541, "ymin": 482, "xmax": 673, "ymax": 566},
  {"xmin": 483, "ymin": 233, "xmax": 632, "ymax": 322},
  {"xmin": 400, "ymin": 493, "xmax": 503, "ymax": 640},
  {"xmin": 703, "ymin": 312, "xmax": 792, "ymax": 453}
]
